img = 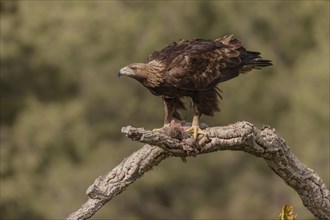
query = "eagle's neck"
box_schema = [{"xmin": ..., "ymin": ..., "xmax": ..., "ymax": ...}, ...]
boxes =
[{"xmin": 144, "ymin": 60, "xmax": 165, "ymax": 88}]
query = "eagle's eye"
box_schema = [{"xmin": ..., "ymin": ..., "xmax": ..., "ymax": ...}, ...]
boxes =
[{"xmin": 130, "ymin": 66, "xmax": 137, "ymax": 71}]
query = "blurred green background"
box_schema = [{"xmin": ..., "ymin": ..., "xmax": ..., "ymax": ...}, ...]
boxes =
[{"xmin": 1, "ymin": 1, "xmax": 329, "ymax": 219}]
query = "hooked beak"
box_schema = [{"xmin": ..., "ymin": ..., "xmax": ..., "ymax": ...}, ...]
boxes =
[
  {"xmin": 117, "ymin": 69, "xmax": 123, "ymax": 77},
  {"xmin": 118, "ymin": 66, "xmax": 132, "ymax": 78}
]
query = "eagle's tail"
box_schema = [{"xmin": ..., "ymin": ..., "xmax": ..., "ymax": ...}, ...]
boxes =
[{"xmin": 240, "ymin": 51, "xmax": 272, "ymax": 73}]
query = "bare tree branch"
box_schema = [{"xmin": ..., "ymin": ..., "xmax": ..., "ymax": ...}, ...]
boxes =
[{"xmin": 66, "ymin": 121, "xmax": 330, "ymax": 220}]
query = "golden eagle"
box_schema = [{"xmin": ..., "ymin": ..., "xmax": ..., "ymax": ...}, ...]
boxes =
[{"xmin": 118, "ymin": 35, "xmax": 272, "ymax": 139}]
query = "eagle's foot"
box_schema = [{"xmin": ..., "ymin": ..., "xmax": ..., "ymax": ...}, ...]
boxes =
[
  {"xmin": 153, "ymin": 121, "xmax": 185, "ymax": 140},
  {"xmin": 153, "ymin": 127, "xmax": 165, "ymax": 132},
  {"xmin": 185, "ymin": 125, "xmax": 207, "ymax": 140},
  {"xmin": 152, "ymin": 121, "xmax": 177, "ymax": 132},
  {"xmin": 153, "ymin": 122, "xmax": 173, "ymax": 132}
]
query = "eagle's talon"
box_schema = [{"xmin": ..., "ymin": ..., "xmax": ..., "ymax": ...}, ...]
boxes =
[
  {"xmin": 185, "ymin": 125, "xmax": 207, "ymax": 140},
  {"xmin": 152, "ymin": 128, "xmax": 163, "ymax": 132},
  {"xmin": 153, "ymin": 123, "xmax": 170, "ymax": 132}
]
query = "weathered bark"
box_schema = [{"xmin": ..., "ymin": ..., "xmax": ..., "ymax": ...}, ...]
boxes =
[{"xmin": 66, "ymin": 121, "xmax": 330, "ymax": 220}]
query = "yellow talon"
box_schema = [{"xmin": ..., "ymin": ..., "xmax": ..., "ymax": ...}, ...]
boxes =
[
  {"xmin": 153, "ymin": 123, "xmax": 170, "ymax": 132},
  {"xmin": 185, "ymin": 125, "xmax": 207, "ymax": 139},
  {"xmin": 153, "ymin": 128, "xmax": 163, "ymax": 132}
]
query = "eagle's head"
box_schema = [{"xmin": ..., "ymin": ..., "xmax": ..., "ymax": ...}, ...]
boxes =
[
  {"xmin": 118, "ymin": 62, "xmax": 163, "ymax": 87},
  {"xmin": 118, "ymin": 63, "xmax": 148, "ymax": 81}
]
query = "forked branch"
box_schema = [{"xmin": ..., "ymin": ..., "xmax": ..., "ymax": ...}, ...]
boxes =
[{"xmin": 66, "ymin": 121, "xmax": 330, "ymax": 220}]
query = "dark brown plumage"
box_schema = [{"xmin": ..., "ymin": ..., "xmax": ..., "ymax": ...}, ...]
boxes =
[{"xmin": 118, "ymin": 35, "xmax": 272, "ymax": 139}]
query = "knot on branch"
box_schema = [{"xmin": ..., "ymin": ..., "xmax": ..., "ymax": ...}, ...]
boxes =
[{"xmin": 86, "ymin": 176, "xmax": 109, "ymax": 200}]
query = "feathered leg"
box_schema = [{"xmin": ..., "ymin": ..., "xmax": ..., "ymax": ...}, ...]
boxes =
[
  {"xmin": 163, "ymin": 98, "xmax": 175, "ymax": 125},
  {"xmin": 153, "ymin": 98, "xmax": 177, "ymax": 132},
  {"xmin": 185, "ymin": 102, "xmax": 206, "ymax": 139}
]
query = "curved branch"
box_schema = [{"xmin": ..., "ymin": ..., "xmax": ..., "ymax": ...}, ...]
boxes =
[{"xmin": 66, "ymin": 121, "xmax": 330, "ymax": 220}]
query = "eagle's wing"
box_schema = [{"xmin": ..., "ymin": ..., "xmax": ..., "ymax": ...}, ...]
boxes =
[
  {"xmin": 147, "ymin": 39, "xmax": 192, "ymax": 63},
  {"xmin": 149, "ymin": 36, "xmax": 243, "ymax": 91}
]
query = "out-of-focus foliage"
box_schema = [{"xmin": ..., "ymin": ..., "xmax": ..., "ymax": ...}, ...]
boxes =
[{"xmin": 0, "ymin": 1, "xmax": 329, "ymax": 219}]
